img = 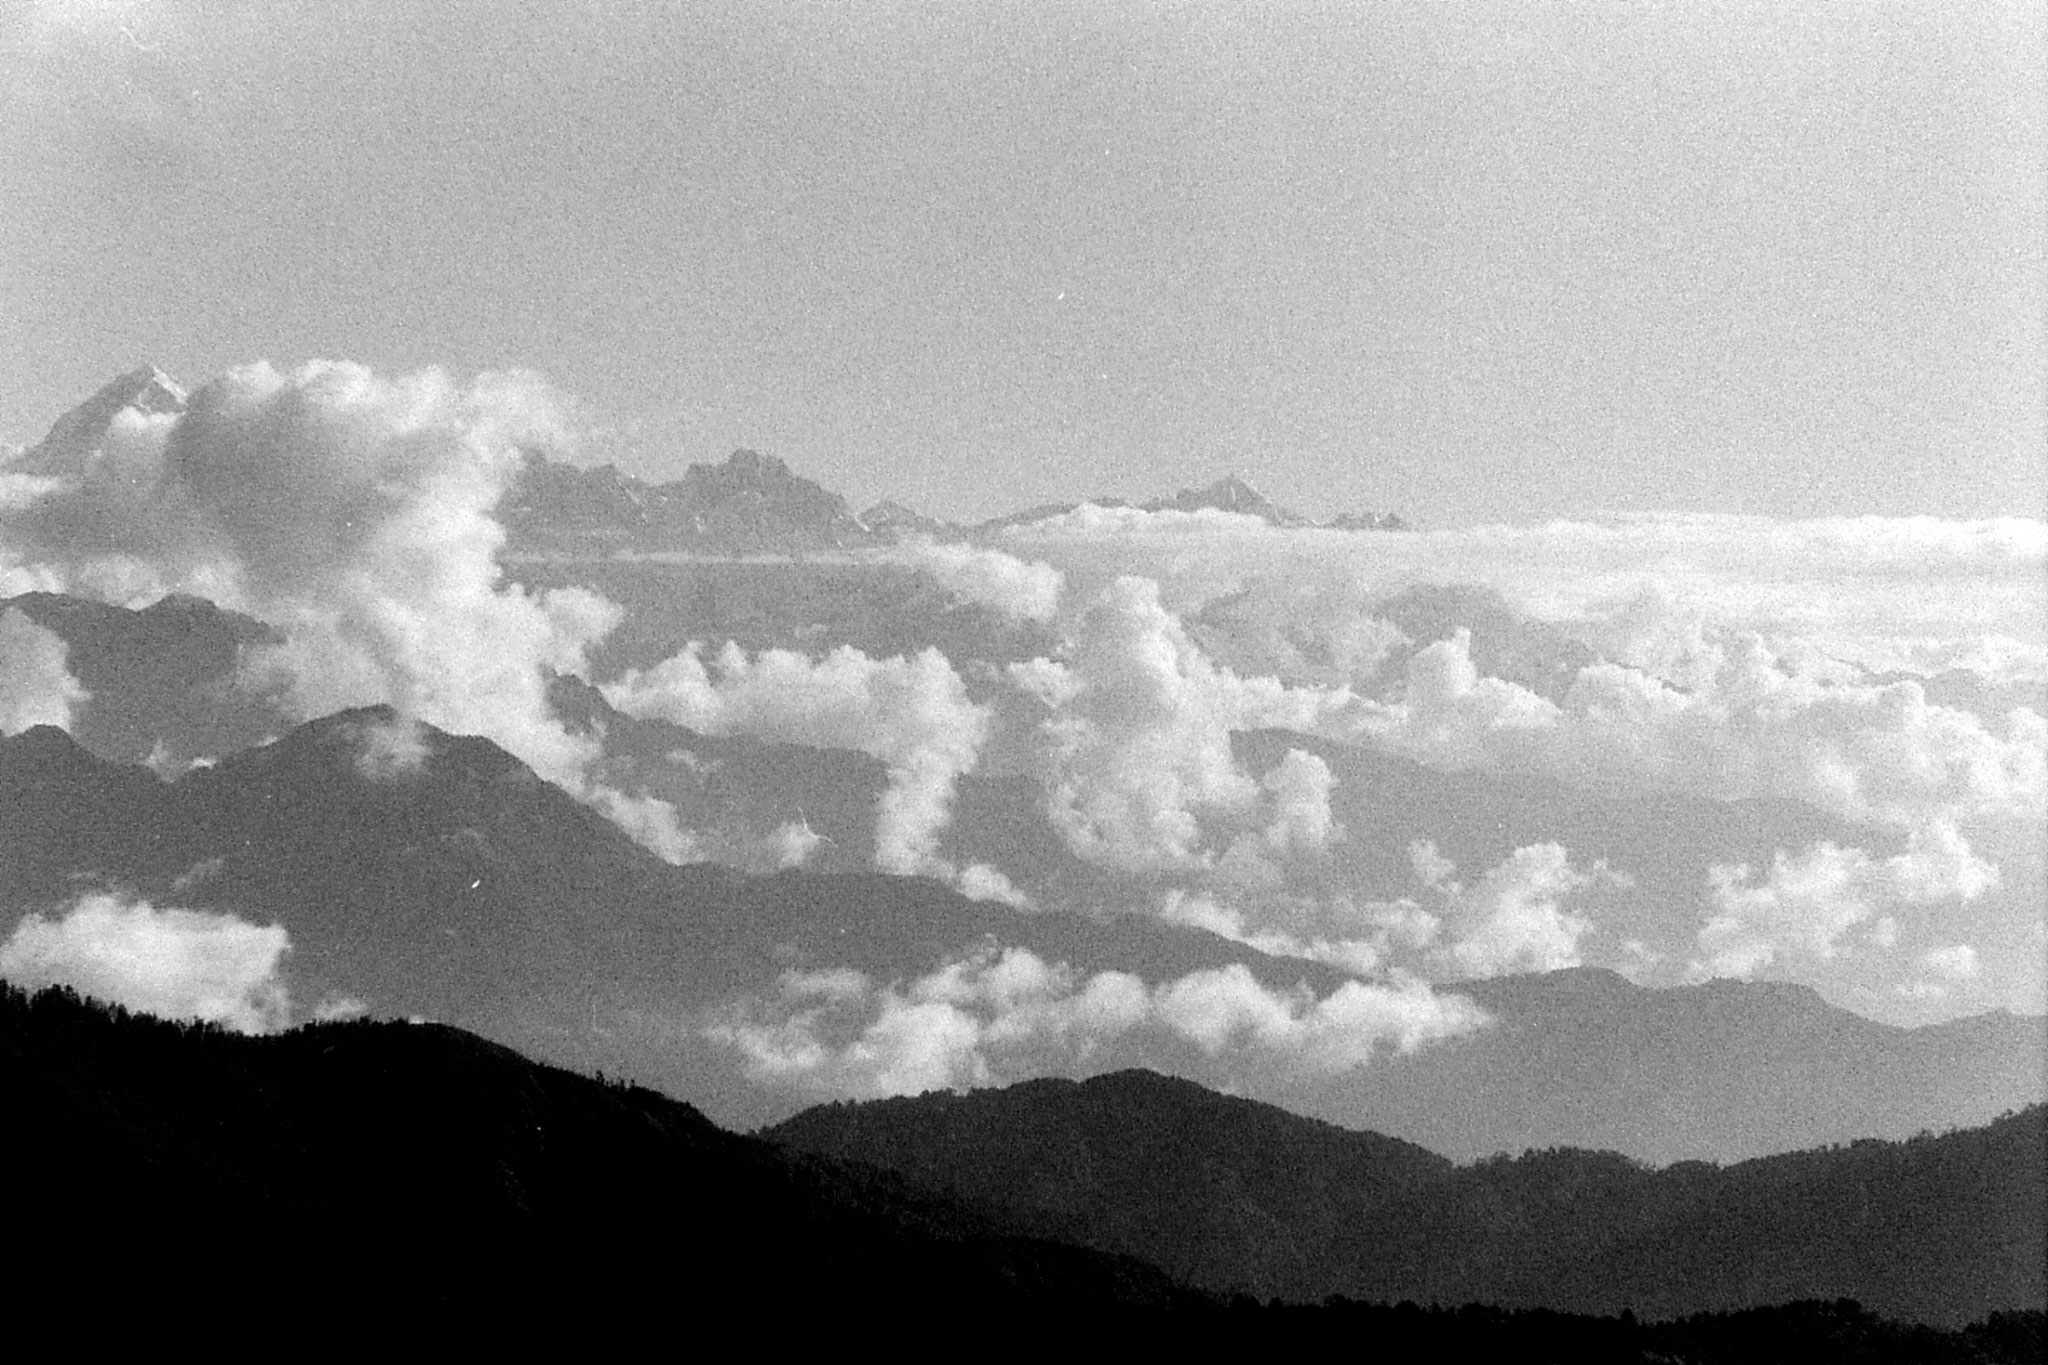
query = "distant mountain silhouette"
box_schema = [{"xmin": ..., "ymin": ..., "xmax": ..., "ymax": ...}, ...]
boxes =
[
  {"xmin": 503, "ymin": 449, "xmax": 1408, "ymax": 557},
  {"xmin": 502, "ymin": 447, "xmax": 885, "ymax": 556},
  {"xmin": 972, "ymin": 472, "xmax": 1406, "ymax": 535},
  {"xmin": 15, "ymin": 372, "xmax": 1409, "ymax": 557},
  {"xmin": 769, "ymin": 1069, "xmax": 2047, "ymax": 1326},
  {"xmin": 1293, "ymin": 965, "xmax": 2048, "ymax": 1165}
]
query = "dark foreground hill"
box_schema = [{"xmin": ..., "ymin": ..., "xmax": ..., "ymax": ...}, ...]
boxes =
[
  {"xmin": 0, "ymin": 982, "xmax": 1190, "ymax": 1333},
  {"xmin": 768, "ymin": 1070, "xmax": 2048, "ymax": 1327},
  {"xmin": 6, "ymin": 986, "xmax": 2041, "ymax": 1359}
]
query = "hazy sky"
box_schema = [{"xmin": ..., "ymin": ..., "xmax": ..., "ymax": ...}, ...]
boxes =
[{"xmin": 3, "ymin": 0, "xmax": 2041, "ymax": 525}]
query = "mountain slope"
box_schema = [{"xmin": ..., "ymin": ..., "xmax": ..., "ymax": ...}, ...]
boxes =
[
  {"xmin": 0, "ymin": 982, "xmax": 1191, "ymax": 1324},
  {"xmin": 768, "ymin": 1070, "xmax": 2048, "ymax": 1325},
  {"xmin": 3, "ymin": 712, "xmax": 2039, "ymax": 1157},
  {"xmin": 768, "ymin": 1069, "xmax": 1451, "ymax": 1299},
  {"xmin": 1, "ymin": 590, "xmax": 284, "ymax": 766}
]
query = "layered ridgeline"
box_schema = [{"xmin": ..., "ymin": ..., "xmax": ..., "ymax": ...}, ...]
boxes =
[
  {"xmin": 2, "ymin": 696, "xmax": 2040, "ymax": 1161},
  {"xmin": 767, "ymin": 1070, "xmax": 2046, "ymax": 1326},
  {"xmin": 5, "ymin": 980, "xmax": 2040, "ymax": 1347}
]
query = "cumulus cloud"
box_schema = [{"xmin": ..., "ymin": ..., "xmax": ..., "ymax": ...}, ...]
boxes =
[
  {"xmin": 1013, "ymin": 577, "xmax": 1351, "ymax": 874},
  {"xmin": 879, "ymin": 540, "xmax": 1063, "ymax": 621},
  {"xmin": 1431, "ymin": 842, "xmax": 1601, "ymax": 979},
  {"xmin": 1184, "ymin": 840, "xmax": 1611, "ymax": 982},
  {"xmin": 604, "ymin": 643, "xmax": 988, "ymax": 876},
  {"xmin": 1695, "ymin": 820, "xmax": 2000, "ymax": 979},
  {"xmin": 1319, "ymin": 628, "xmax": 2046, "ymax": 838},
  {"xmin": 1219, "ymin": 748, "xmax": 1343, "ymax": 885},
  {"xmin": 0, "ymin": 892, "xmax": 290, "ymax": 1033},
  {"xmin": 0, "ymin": 359, "xmax": 690, "ymax": 855},
  {"xmin": 0, "ymin": 607, "xmax": 87, "ymax": 734},
  {"xmin": 708, "ymin": 942, "xmax": 1486, "ymax": 1100}
]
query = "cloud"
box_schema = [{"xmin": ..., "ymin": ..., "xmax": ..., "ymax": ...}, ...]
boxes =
[
  {"xmin": 1152, "ymin": 963, "xmax": 1484, "ymax": 1071},
  {"xmin": 604, "ymin": 643, "xmax": 988, "ymax": 876},
  {"xmin": 350, "ymin": 710, "xmax": 431, "ymax": 779},
  {"xmin": 1014, "ymin": 576, "xmax": 1351, "ymax": 874},
  {"xmin": 1320, "ymin": 628, "xmax": 2046, "ymax": 837},
  {"xmin": 0, "ymin": 359, "xmax": 689, "ymax": 857},
  {"xmin": 0, "ymin": 892, "xmax": 290, "ymax": 1033},
  {"xmin": 999, "ymin": 511, "xmax": 2048, "ymax": 687},
  {"xmin": 1695, "ymin": 820, "xmax": 2000, "ymax": 979},
  {"xmin": 0, "ymin": 607, "xmax": 88, "ymax": 734},
  {"xmin": 1218, "ymin": 748, "xmax": 1342, "ymax": 885},
  {"xmin": 878, "ymin": 540, "xmax": 1063, "ymax": 621},
  {"xmin": 957, "ymin": 862, "xmax": 1033, "ymax": 908},
  {"xmin": 1432, "ymin": 842, "xmax": 1600, "ymax": 979},
  {"xmin": 708, "ymin": 941, "xmax": 1486, "ymax": 1100},
  {"xmin": 1919, "ymin": 944, "xmax": 1980, "ymax": 983},
  {"xmin": 1163, "ymin": 840, "xmax": 1612, "ymax": 983}
]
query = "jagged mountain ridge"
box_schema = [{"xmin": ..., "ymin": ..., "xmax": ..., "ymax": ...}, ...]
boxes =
[
  {"xmin": 767, "ymin": 1068, "xmax": 2048, "ymax": 1326},
  {"xmin": 4, "ymin": 365, "xmax": 1407, "ymax": 555},
  {"xmin": 9, "ymin": 364, "xmax": 186, "ymax": 477}
]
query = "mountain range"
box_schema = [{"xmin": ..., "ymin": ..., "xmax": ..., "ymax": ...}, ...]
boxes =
[
  {"xmin": 13, "ymin": 365, "xmax": 1408, "ymax": 558},
  {"xmin": 768, "ymin": 1068, "xmax": 2046, "ymax": 1326},
  {"xmin": 6, "ymin": 980, "xmax": 2039, "ymax": 1342},
  {"xmin": 502, "ymin": 452, "xmax": 1409, "ymax": 556},
  {"xmin": 4, "ymin": 689, "xmax": 2040, "ymax": 1159}
]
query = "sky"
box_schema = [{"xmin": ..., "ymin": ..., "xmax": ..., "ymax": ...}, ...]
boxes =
[{"xmin": 2, "ymin": 0, "xmax": 2042, "ymax": 527}]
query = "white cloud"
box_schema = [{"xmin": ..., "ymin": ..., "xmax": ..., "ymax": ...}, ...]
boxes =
[
  {"xmin": 957, "ymin": 862, "xmax": 1033, "ymax": 908},
  {"xmin": 1219, "ymin": 749, "xmax": 1343, "ymax": 886},
  {"xmin": 0, "ymin": 359, "xmax": 692, "ymax": 858},
  {"xmin": 0, "ymin": 608, "xmax": 87, "ymax": 734},
  {"xmin": 350, "ymin": 711, "xmax": 431, "ymax": 779},
  {"xmin": 999, "ymin": 511, "xmax": 2048, "ymax": 688},
  {"xmin": 708, "ymin": 941, "xmax": 1486, "ymax": 1100},
  {"xmin": 0, "ymin": 892, "xmax": 290, "ymax": 1033},
  {"xmin": 1695, "ymin": 820, "xmax": 2000, "ymax": 979},
  {"xmin": 1153, "ymin": 962, "xmax": 1483, "ymax": 1071},
  {"xmin": 605, "ymin": 642, "xmax": 988, "ymax": 876},
  {"xmin": 877, "ymin": 539, "xmax": 1063, "ymax": 621},
  {"xmin": 1015, "ymin": 577, "xmax": 1350, "ymax": 874},
  {"xmin": 1433, "ymin": 842, "xmax": 1599, "ymax": 979},
  {"xmin": 1320, "ymin": 628, "xmax": 2046, "ymax": 837}
]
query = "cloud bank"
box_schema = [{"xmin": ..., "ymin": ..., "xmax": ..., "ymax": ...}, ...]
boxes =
[
  {"xmin": 0, "ymin": 892, "xmax": 291, "ymax": 1033},
  {"xmin": 709, "ymin": 942, "xmax": 1487, "ymax": 1101},
  {"xmin": 605, "ymin": 643, "xmax": 988, "ymax": 876}
]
